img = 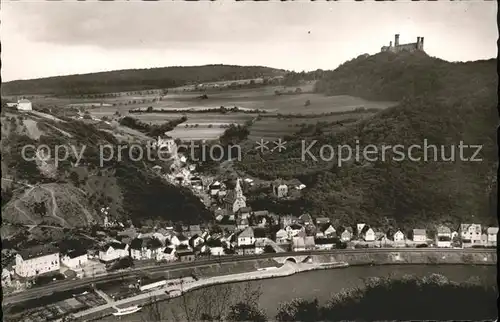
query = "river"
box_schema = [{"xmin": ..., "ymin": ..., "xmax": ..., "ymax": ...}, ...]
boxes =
[{"xmin": 100, "ymin": 264, "xmax": 496, "ymax": 321}]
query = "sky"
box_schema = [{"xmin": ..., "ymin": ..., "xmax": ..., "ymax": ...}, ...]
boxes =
[{"xmin": 1, "ymin": 1, "xmax": 497, "ymax": 82}]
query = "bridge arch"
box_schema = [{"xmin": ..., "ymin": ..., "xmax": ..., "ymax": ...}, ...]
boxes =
[{"xmin": 285, "ymin": 257, "xmax": 297, "ymax": 263}]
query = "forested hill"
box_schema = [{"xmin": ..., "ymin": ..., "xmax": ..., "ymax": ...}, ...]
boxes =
[
  {"xmin": 241, "ymin": 51, "xmax": 498, "ymax": 230},
  {"xmin": 3, "ymin": 64, "xmax": 286, "ymax": 96},
  {"xmin": 310, "ymin": 52, "xmax": 498, "ymax": 228}
]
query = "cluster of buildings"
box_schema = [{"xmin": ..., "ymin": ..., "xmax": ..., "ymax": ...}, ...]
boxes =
[{"xmin": 5, "ymin": 98, "xmax": 33, "ymax": 111}]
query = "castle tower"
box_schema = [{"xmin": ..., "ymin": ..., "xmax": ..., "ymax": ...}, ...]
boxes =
[
  {"xmin": 394, "ymin": 34, "xmax": 400, "ymax": 46},
  {"xmin": 419, "ymin": 37, "xmax": 424, "ymax": 50}
]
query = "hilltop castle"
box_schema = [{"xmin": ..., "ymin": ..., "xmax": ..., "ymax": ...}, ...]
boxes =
[{"xmin": 381, "ymin": 34, "xmax": 424, "ymax": 53}]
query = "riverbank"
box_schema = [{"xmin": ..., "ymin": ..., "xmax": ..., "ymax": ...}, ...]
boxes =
[{"xmin": 76, "ymin": 261, "xmax": 348, "ymax": 321}]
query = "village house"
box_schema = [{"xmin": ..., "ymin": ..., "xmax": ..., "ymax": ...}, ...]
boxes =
[
  {"xmin": 176, "ymin": 245, "xmax": 195, "ymax": 262},
  {"xmin": 436, "ymin": 225, "xmax": 452, "ymax": 248},
  {"xmin": 254, "ymin": 240, "xmax": 267, "ymax": 254},
  {"xmin": 281, "ymin": 215, "xmax": 299, "ymax": 228},
  {"xmin": 316, "ymin": 224, "xmax": 336, "ymax": 238},
  {"xmin": 99, "ymin": 243, "xmax": 129, "ymax": 263},
  {"xmin": 361, "ymin": 227, "xmax": 375, "ymax": 242},
  {"xmin": 129, "ymin": 237, "xmax": 163, "ymax": 260},
  {"xmin": 237, "ymin": 227, "xmax": 255, "ymax": 247},
  {"xmin": 356, "ymin": 223, "xmax": 366, "ymax": 237},
  {"xmin": 393, "ymin": 230, "xmax": 406, "ymax": 243},
  {"xmin": 315, "ymin": 217, "xmax": 331, "ymax": 225},
  {"xmin": 340, "ymin": 228, "xmax": 352, "ymax": 242},
  {"xmin": 460, "ymin": 224, "xmax": 482, "ymax": 245},
  {"xmin": 223, "ymin": 179, "xmax": 247, "ymax": 213},
  {"xmin": 189, "ymin": 235, "xmax": 204, "ymax": 249},
  {"xmin": 412, "ymin": 229, "xmax": 427, "ymax": 243},
  {"xmin": 15, "ymin": 245, "xmax": 60, "ymax": 278},
  {"xmin": 61, "ymin": 249, "xmax": 88, "ymax": 269},
  {"xmin": 275, "ymin": 229, "xmax": 289, "ymax": 244},
  {"xmin": 299, "ymin": 213, "xmax": 314, "ymax": 226},
  {"xmin": 285, "ymin": 224, "xmax": 304, "ymax": 239},
  {"xmin": 237, "ymin": 207, "xmax": 252, "ymax": 220},
  {"xmin": 209, "ymin": 181, "xmax": 222, "ymax": 196},
  {"xmin": 156, "ymin": 247, "xmax": 176, "ymax": 262},
  {"xmin": 292, "ymin": 232, "xmax": 315, "ymax": 252},
  {"xmin": 236, "ymin": 244, "xmax": 256, "ymax": 255},
  {"xmin": 237, "ymin": 218, "xmax": 250, "ymax": 230},
  {"xmin": 272, "ymin": 180, "xmax": 289, "ymax": 198},
  {"xmin": 17, "ymin": 99, "xmax": 33, "ymax": 111},
  {"xmin": 315, "ymin": 238, "xmax": 336, "ymax": 250},
  {"xmin": 205, "ymin": 239, "xmax": 225, "ymax": 256},
  {"xmin": 487, "ymin": 227, "xmax": 498, "ymax": 246}
]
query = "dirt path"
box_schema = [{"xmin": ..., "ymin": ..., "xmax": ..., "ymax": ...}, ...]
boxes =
[{"xmin": 41, "ymin": 186, "xmax": 70, "ymax": 227}]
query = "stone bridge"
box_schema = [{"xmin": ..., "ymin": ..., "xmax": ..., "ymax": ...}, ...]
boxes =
[{"xmin": 272, "ymin": 255, "xmax": 314, "ymax": 264}]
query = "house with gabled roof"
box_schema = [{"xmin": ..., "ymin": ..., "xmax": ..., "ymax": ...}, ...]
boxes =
[
  {"xmin": 15, "ymin": 245, "xmax": 60, "ymax": 278},
  {"xmin": 156, "ymin": 247, "xmax": 176, "ymax": 262},
  {"xmin": 285, "ymin": 224, "xmax": 304, "ymax": 239},
  {"xmin": 436, "ymin": 225, "xmax": 452, "ymax": 248},
  {"xmin": 275, "ymin": 229, "xmax": 289, "ymax": 244},
  {"xmin": 460, "ymin": 224, "xmax": 482, "ymax": 245},
  {"xmin": 299, "ymin": 213, "xmax": 314, "ymax": 226},
  {"xmin": 412, "ymin": 229, "xmax": 427, "ymax": 243},
  {"xmin": 237, "ymin": 227, "xmax": 255, "ymax": 247},
  {"xmin": 316, "ymin": 224, "xmax": 336, "ymax": 238},
  {"xmin": 487, "ymin": 227, "xmax": 498, "ymax": 246},
  {"xmin": 99, "ymin": 242, "xmax": 129, "ymax": 263}
]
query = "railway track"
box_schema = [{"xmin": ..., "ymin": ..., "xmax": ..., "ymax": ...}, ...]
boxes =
[{"xmin": 3, "ymin": 248, "xmax": 495, "ymax": 306}]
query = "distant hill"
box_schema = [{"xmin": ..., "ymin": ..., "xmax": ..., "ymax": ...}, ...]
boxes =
[
  {"xmin": 1, "ymin": 109, "xmax": 212, "ymax": 228},
  {"xmin": 3, "ymin": 64, "xmax": 287, "ymax": 96},
  {"xmin": 239, "ymin": 51, "xmax": 498, "ymax": 230}
]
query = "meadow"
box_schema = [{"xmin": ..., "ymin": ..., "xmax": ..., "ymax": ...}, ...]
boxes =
[{"xmin": 15, "ymin": 83, "xmax": 395, "ymax": 141}]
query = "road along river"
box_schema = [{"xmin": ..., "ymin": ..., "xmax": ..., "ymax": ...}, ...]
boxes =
[{"xmin": 96, "ymin": 263, "xmax": 496, "ymax": 321}]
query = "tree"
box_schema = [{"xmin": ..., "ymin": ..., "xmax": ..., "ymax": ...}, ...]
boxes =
[
  {"xmin": 146, "ymin": 106, "xmax": 154, "ymax": 113},
  {"xmin": 295, "ymin": 87, "xmax": 302, "ymax": 93},
  {"xmin": 304, "ymin": 100, "xmax": 311, "ymax": 107},
  {"xmin": 227, "ymin": 303, "xmax": 267, "ymax": 322}
]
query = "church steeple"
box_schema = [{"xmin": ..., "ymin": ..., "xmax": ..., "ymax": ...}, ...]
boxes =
[{"xmin": 235, "ymin": 178, "xmax": 243, "ymax": 198}]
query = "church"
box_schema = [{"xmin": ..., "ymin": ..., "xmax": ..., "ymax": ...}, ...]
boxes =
[{"xmin": 223, "ymin": 178, "xmax": 247, "ymax": 214}]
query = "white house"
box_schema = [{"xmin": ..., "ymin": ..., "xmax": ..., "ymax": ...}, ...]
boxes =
[
  {"xmin": 285, "ymin": 224, "xmax": 304, "ymax": 239},
  {"xmin": 363, "ymin": 228, "xmax": 375, "ymax": 242},
  {"xmin": 357, "ymin": 223, "xmax": 366, "ymax": 236},
  {"xmin": 460, "ymin": 224, "xmax": 482, "ymax": 244},
  {"xmin": 487, "ymin": 227, "xmax": 498, "ymax": 246},
  {"xmin": 393, "ymin": 230, "xmax": 405, "ymax": 243},
  {"xmin": 61, "ymin": 249, "xmax": 88, "ymax": 269},
  {"xmin": 129, "ymin": 238, "xmax": 163, "ymax": 260},
  {"xmin": 412, "ymin": 229, "xmax": 427, "ymax": 243},
  {"xmin": 436, "ymin": 225, "xmax": 452, "ymax": 248},
  {"xmin": 237, "ymin": 227, "xmax": 255, "ymax": 247},
  {"xmin": 17, "ymin": 99, "xmax": 33, "ymax": 111},
  {"xmin": 99, "ymin": 243, "xmax": 129, "ymax": 263},
  {"xmin": 189, "ymin": 235, "xmax": 204, "ymax": 249},
  {"xmin": 316, "ymin": 224, "xmax": 336, "ymax": 238},
  {"xmin": 15, "ymin": 245, "xmax": 60, "ymax": 278},
  {"xmin": 292, "ymin": 234, "xmax": 315, "ymax": 252},
  {"xmin": 275, "ymin": 229, "xmax": 289, "ymax": 244},
  {"xmin": 340, "ymin": 229, "xmax": 352, "ymax": 242},
  {"xmin": 315, "ymin": 238, "xmax": 336, "ymax": 250},
  {"xmin": 156, "ymin": 247, "xmax": 176, "ymax": 262}
]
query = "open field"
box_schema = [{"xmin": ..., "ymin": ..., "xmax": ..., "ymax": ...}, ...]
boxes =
[{"xmin": 248, "ymin": 112, "xmax": 376, "ymax": 141}]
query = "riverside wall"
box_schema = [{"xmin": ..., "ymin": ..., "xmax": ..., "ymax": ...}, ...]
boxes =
[{"xmin": 148, "ymin": 250, "xmax": 496, "ymax": 281}]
